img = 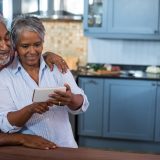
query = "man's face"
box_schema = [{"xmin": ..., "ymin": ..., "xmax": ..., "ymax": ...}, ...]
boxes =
[{"xmin": 0, "ymin": 22, "xmax": 12, "ymax": 67}]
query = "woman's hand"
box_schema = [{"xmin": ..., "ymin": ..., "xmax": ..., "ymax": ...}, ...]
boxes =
[
  {"xmin": 48, "ymin": 84, "xmax": 83, "ymax": 110},
  {"xmin": 43, "ymin": 52, "xmax": 68, "ymax": 73},
  {"xmin": 29, "ymin": 102, "xmax": 51, "ymax": 114},
  {"xmin": 7, "ymin": 102, "xmax": 52, "ymax": 127}
]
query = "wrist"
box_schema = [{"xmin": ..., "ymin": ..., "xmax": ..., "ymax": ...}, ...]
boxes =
[
  {"xmin": 15, "ymin": 134, "xmax": 26, "ymax": 145},
  {"xmin": 68, "ymin": 94, "xmax": 83, "ymax": 110},
  {"xmin": 0, "ymin": 133, "xmax": 23, "ymax": 146},
  {"xmin": 27, "ymin": 104, "xmax": 35, "ymax": 114}
]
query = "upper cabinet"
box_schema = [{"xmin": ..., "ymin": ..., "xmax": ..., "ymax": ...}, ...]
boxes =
[
  {"xmin": 84, "ymin": 0, "xmax": 107, "ymax": 33},
  {"xmin": 83, "ymin": 0, "xmax": 160, "ymax": 40}
]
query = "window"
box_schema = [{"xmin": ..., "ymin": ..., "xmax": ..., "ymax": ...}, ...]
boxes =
[{"xmin": 21, "ymin": 0, "xmax": 39, "ymax": 14}]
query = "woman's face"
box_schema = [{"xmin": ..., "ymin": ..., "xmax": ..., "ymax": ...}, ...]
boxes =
[{"xmin": 16, "ymin": 30, "xmax": 43, "ymax": 68}]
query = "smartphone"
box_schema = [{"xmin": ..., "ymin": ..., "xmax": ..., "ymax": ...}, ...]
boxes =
[{"xmin": 32, "ymin": 86, "xmax": 66, "ymax": 102}]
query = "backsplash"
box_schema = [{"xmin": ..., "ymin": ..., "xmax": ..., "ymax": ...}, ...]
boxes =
[
  {"xmin": 42, "ymin": 20, "xmax": 160, "ymax": 68},
  {"xmin": 42, "ymin": 20, "xmax": 88, "ymax": 70},
  {"xmin": 88, "ymin": 38, "xmax": 160, "ymax": 66}
]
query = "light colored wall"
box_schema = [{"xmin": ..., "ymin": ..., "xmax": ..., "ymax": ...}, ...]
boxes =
[
  {"xmin": 42, "ymin": 20, "xmax": 88, "ymax": 70},
  {"xmin": 42, "ymin": 20, "xmax": 160, "ymax": 68},
  {"xmin": 88, "ymin": 38, "xmax": 160, "ymax": 66}
]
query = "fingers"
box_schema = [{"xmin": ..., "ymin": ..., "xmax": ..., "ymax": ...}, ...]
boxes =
[
  {"xmin": 35, "ymin": 141, "xmax": 57, "ymax": 150},
  {"xmin": 38, "ymin": 137, "xmax": 57, "ymax": 150},
  {"xmin": 47, "ymin": 62, "xmax": 54, "ymax": 71},
  {"xmin": 32, "ymin": 103, "xmax": 49, "ymax": 114},
  {"xmin": 50, "ymin": 54, "xmax": 68, "ymax": 74},
  {"xmin": 27, "ymin": 142, "xmax": 56, "ymax": 150},
  {"xmin": 56, "ymin": 59, "xmax": 68, "ymax": 74},
  {"xmin": 48, "ymin": 85, "xmax": 72, "ymax": 106},
  {"xmin": 64, "ymin": 83, "xmax": 71, "ymax": 91},
  {"xmin": 43, "ymin": 52, "xmax": 68, "ymax": 73},
  {"xmin": 22, "ymin": 135, "xmax": 57, "ymax": 150}
]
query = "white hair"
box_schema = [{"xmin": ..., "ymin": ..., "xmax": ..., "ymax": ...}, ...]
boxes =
[{"xmin": 11, "ymin": 15, "xmax": 45, "ymax": 50}]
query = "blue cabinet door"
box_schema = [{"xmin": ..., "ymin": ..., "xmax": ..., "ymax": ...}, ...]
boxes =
[
  {"xmin": 83, "ymin": 0, "xmax": 108, "ymax": 34},
  {"xmin": 103, "ymin": 79, "xmax": 156, "ymax": 141},
  {"xmin": 83, "ymin": 0, "xmax": 160, "ymax": 39},
  {"xmin": 155, "ymin": 83, "xmax": 160, "ymax": 141},
  {"xmin": 108, "ymin": 0, "xmax": 159, "ymax": 35},
  {"xmin": 78, "ymin": 77, "xmax": 103, "ymax": 136}
]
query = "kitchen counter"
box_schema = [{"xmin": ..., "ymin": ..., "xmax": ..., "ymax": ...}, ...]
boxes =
[
  {"xmin": 78, "ymin": 72, "xmax": 160, "ymax": 80},
  {"xmin": 73, "ymin": 64, "xmax": 160, "ymax": 81},
  {"xmin": 0, "ymin": 146, "xmax": 159, "ymax": 160},
  {"xmin": 72, "ymin": 70, "xmax": 160, "ymax": 81}
]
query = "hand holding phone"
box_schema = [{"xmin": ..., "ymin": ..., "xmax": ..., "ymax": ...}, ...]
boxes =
[{"xmin": 32, "ymin": 87, "xmax": 66, "ymax": 102}]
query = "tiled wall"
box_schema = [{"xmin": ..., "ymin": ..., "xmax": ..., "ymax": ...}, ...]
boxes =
[{"xmin": 42, "ymin": 20, "xmax": 88, "ymax": 70}]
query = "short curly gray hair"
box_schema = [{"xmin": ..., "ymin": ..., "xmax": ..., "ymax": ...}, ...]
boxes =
[{"xmin": 11, "ymin": 15, "xmax": 45, "ymax": 49}]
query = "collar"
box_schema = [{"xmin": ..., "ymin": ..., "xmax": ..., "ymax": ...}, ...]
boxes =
[{"xmin": 10, "ymin": 56, "xmax": 48, "ymax": 74}]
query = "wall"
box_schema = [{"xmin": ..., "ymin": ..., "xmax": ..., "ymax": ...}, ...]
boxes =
[
  {"xmin": 42, "ymin": 20, "xmax": 160, "ymax": 67},
  {"xmin": 88, "ymin": 38, "xmax": 160, "ymax": 66},
  {"xmin": 42, "ymin": 20, "xmax": 88, "ymax": 70}
]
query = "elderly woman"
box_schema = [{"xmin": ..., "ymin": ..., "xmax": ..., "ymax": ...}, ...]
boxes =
[
  {"xmin": 0, "ymin": 15, "xmax": 89, "ymax": 148},
  {"xmin": 0, "ymin": 14, "xmax": 70, "ymax": 150}
]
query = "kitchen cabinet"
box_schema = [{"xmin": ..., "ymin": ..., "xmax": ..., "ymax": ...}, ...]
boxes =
[
  {"xmin": 0, "ymin": 0, "xmax": 2, "ymax": 12},
  {"xmin": 83, "ymin": 0, "xmax": 108, "ymax": 33},
  {"xmin": 83, "ymin": 0, "xmax": 160, "ymax": 40},
  {"xmin": 155, "ymin": 83, "xmax": 160, "ymax": 141},
  {"xmin": 78, "ymin": 77, "xmax": 160, "ymax": 152},
  {"xmin": 103, "ymin": 79, "xmax": 155, "ymax": 141},
  {"xmin": 78, "ymin": 78, "xmax": 103, "ymax": 136}
]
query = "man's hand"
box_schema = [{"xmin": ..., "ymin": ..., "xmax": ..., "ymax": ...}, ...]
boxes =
[
  {"xmin": 43, "ymin": 52, "xmax": 68, "ymax": 73},
  {"xmin": 20, "ymin": 134, "xmax": 57, "ymax": 150},
  {"xmin": 0, "ymin": 133, "xmax": 57, "ymax": 150}
]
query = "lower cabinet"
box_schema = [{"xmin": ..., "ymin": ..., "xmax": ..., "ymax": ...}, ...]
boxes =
[
  {"xmin": 78, "ymin": 78, "xmax": 104, "ymax": 136},
  {"xmin": 155, "ymin": 82, "xmax": 160, "ymax": 141},
  {"xmin": 78, "ymin": 77, "xmax": 160, "ymax": 152}
]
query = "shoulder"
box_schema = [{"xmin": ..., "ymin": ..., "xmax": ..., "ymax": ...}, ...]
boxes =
[
  {"xmin": 0, "ymin": 67, "xmax": 10, "ymax": 77},
  {"xmin": 0, "ymin": 67, "xmax": 13, "ymax": 85}
]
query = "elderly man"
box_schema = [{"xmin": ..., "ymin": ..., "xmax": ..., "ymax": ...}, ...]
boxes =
[{"xmin": 0, "ymin": 15, "xmax": 68, "ymax": 149}]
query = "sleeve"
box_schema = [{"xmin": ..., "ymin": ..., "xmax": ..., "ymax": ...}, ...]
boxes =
[
  {"xmin": 60, "ymin": 69, "xmax": 89, "ymax": 115},
  {"xmin": 0, "ymin": 79, "xmax": 21, "ymax": 133}
]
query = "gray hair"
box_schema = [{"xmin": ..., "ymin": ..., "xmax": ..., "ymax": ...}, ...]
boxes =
[{"xmin": 11, "ymin": 15, "xmax": 45, "ymax": 49}]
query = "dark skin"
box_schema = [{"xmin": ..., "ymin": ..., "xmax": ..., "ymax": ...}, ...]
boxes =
[
  {"xmin": 0, "ymin": 51, "xmax": 68, "ymax": 149},
  {"xmin": 43, "ymin": 52, "xmax": 68, "ymax": 73},
  {"xmin": 0, "ymin": 133, "xmax": 56, "ymax": 150},
  {"xmin": 7, "ymin": 30, "xmax": 83, "ymax": 127},
  {"xmin": 0, "ymin": 51, "xmax": 67, "ymax": 149},
  {"xmin": 0, "ymin": 52, "xmax": 68, "ymax": 150},
  {"xmin": 0, "ymin": 22, "xmax": 68, "ymax": 149}
]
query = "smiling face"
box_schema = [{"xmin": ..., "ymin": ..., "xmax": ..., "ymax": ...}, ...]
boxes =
[
  {"xmin": 16, "ymin": 30, "xmax": 43, "ymax": 69},
  {"xmin": 0, "ymin": 22, "xmax": 12, "ymax": 68}
]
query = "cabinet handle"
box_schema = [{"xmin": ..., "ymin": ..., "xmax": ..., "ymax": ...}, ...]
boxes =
[
  {"xmin": 88, "ymin": 80, "xmax": 98, "ymax": 85},
  {"xmin": 84, "ymin": 28, "xmax": 88, "ymax": 32},
  {"xmin": 152, "ymin": 83, "xmax": 156, "ymax": 86},
  {"xmin": 154, "ymin": 30, "xmax": 159, "ymax": 34}
]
